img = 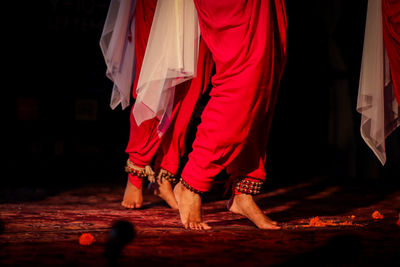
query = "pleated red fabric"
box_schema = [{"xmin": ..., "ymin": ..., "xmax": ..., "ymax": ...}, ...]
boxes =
[
  {"xmin": 126, "ymin": 0, "xmax": 214, "ymax": 188},
  {"xmin": 181, "ymin": 0, "xmax": 288, "ymax": 192}
]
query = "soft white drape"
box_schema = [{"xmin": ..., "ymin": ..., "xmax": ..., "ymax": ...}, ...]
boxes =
[
  {"xmin": 357, "ymin": 0, "xmax": 400, "ymax": 165},
  {"xmin": 100, "ymin": 0, "xmax": 137, "ymax": 110},
  {"xmin": 132, "ymin": 0, "xmax": 200, "ymax": 135},
  {"xmin": 100, "ymin": 0, "xmax": 200, "ymax": 136}
]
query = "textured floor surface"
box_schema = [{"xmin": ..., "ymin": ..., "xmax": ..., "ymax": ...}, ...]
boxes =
[{"xmin": 1, "ymin": 177, "xmax": 399, "ymax": 266}]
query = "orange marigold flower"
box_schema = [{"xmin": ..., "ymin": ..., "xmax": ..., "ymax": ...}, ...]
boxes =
[
  {"xmin": 303, "ymin": 216, "xmax": 358, "ymax": 227},
  {"xmin": 350, "ymin": 215, "xmax": 356, "ymax": 220},
  {"xmin": 372, "ymin": 210, "xmax": 384, "ymax": 220},
  {"xmin": 79, "ymin": 233, "xmax": 96, "ymax": 246},
  {"xmin": 309, "ymin": 217, "xmax": 327, "ymax": 227},
  {"xmin": 339, "ymin": 220, "xmax": 353, "ymax": 226}
]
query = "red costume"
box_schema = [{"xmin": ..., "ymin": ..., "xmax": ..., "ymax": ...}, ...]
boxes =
[
  {"xmin": 181, "ymin": 0, "xmax": 288, "ymax": 193},
  {"xmin": 357, "ymin": 0, "xmax": 399, "ymax": 165},
  {"xmin": 109, "ymin": 0, "xmax": 287, "ymax": 195},
  {"xmin": 125, "ymin": 0, "xmax": 214, "ymax": 188},
  {"xmin": 382, "ymin": 0, "xmax": 400, "ymax": 105}
]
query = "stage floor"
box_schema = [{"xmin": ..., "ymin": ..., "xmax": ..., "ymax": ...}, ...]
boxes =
[{"xmin": 1, "ymin": 177, "xmax": 399, "ymax": 266}]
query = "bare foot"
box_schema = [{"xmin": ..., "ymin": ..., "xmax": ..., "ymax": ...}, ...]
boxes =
[
  {"xmin": 174, "ymin": 182, "xmax": 211, "ymax": 230},
  {"xmin": 153, "ymin": 177, "xmax": 179, "ymax": 210},
  {"xmin": 121, "ymin": 178, "xmax": 143, "ymax": 209},
  {"xmin": 227, "ymin": 194, "xmax": 280, "ymax": 230}
]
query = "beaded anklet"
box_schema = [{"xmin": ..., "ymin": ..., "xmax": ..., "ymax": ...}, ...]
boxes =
[
  {"xmin": 180, "ymin": 178, "xmax": 204, "ymax": 195},
  {"xmin": 235, "ymin": 177, "xmax": 263, "ymax": 195},
  {"xmin": 158, "ymin": 169, "xmax": 179, "ymax": 184},
  {"xmin": 125, "ymin": 159, "xmax": 147, "ymax": 178}
]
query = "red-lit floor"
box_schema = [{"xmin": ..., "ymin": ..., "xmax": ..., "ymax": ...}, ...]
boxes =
[{"xmin": 1, "ymin": 177, "xmax": 399, "ymax": 266}]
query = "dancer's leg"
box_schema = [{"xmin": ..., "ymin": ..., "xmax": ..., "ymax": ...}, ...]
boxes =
[
  {"xmin": 226, "ymin": 68, "xmax": 283, "ymax": 229},
  {"xmin": 152, "ymin": 39, "xmax": 214, "ymax": 209},
  {"xmin": 158, "ymin": 39, "xmax": 214, "ymax": 175},
  {"xmin": 175, "ymin": 0, "xmax": 287, "ymax": 229},
  {"xmin": 122, "ymin": 0, "xmax": 158, "ymax": 209}
]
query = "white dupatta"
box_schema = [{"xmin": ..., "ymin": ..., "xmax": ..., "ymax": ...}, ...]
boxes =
[
  {"xmin": 133, "ymin": 0, "xmax": 200, "ymax": 134},
  {"xmin": 357, "ymin": 0, "xmax": 400, "ymax": 165},
  {"xmin": 100, "ymin": 0, "xmax": 200, "ymax": 135},
  {"xmin": 100, "ymin": 0, "xmax": 137, "ymax": 110}
]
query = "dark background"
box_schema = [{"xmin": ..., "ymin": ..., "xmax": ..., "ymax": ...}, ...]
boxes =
[{"xmin": 3, "ymin": 0, "xmax": 399, "ymax": 194}]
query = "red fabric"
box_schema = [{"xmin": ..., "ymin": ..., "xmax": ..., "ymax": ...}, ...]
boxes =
[
  {"xmin": 181, "ymin": 0, "xmax": 287, "ymax": 192},
  {"xmin": 382, "ymin": 0, "xmax": 400, "ymax": 106},
  {"xmin": 126, "ymin": 0, "xmax": 214, "ymax": 188},
  {"xmin": 155, "ymin": 41, "xmax": 214, "ymax": 175},
  {"xmin": 126, "ymin": 0, "xmax": 157, "ymax": 188},
  {"xmin": 131, "ymin": 0, "xmax": 157, "ymax": 99}
]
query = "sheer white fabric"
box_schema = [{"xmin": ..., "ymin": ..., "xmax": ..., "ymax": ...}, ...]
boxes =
[
  {"xmin": 132, "ymin": 0, "xmax": 200, "ymax": 135},
  {"xmin": 100, "ymin": 0, "xmax": 137, "ymax": 110},
  {"xmin": 357, "ymin": 0, "xmax": 400, "ymax": 165}
]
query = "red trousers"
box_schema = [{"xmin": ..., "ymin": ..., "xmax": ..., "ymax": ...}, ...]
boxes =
[
  {"xmin": 181, "ymin": 0, "xmax": 288, "ymax": 192},
  {"xmin": 382, "ymin": 0, "xmax": 400, "ymax": 106},
  {"xmin": 125, "ymin": 0, "xmax": 214, "ymax": 188}
]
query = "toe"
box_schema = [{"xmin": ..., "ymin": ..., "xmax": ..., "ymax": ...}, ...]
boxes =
[
  {"xmin": 201, "ymin": 222, "xmax": 211, "ymax": 230},
  {"xmin": 265, "ymin": 215, "xmax": 278, "ymax": 225},
  {"xmin": 262, "ymin": 223, "xmax": 281, "ymax": 230},
  {"xmin": 121, "ymin": 201, "xmax": 130, "ymax": 209},
  {"xmin": 194, "ymin": 223, "xmax": 201, "ymax": 231}
]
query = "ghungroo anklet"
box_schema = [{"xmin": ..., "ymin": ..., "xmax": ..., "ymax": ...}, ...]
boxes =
[
  {"xmin": 180, "ymin": 178, "xmax": 204, "ymax": 195},
  {"xmin": 125, "ymin": 159, "xmax": 147, "ymax": 178},
  {"xmin": 235, "ymin": 178, "xmax": 263, "ymax": 195},
  {"xmin": 158, "ymin": 169, "xmax": 178, "ymax": 184}
]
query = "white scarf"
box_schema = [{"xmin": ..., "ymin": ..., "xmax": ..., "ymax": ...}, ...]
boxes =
[
  {"xmin": 357, "ymin": 0, "xmax": 400, "ymax": 165},
  {"xmin": 100, "ymin": 0, "xmax": 200, "ymax": 135}
]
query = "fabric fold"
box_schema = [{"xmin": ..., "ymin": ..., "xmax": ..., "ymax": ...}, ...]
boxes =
[
  {"xmin": 100, "ymin": 0, "xmax": 137, "ymax": 110},
  {"xmin": 132, "ymin": 0, "xmax": 200, "ymax": 135},
  {"xmin": 357, "ymin": 0, "xmax": 400, "ymax": 165}
]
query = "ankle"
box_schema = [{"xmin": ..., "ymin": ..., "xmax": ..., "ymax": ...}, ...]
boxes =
[
  {"xmin": 233, "ymin": 177, "xmax": 263, "ymax": 195},
  {"xmin": 157, "ymin": 169, "xmax": 178, "ymax": 184},
  {"xmin": 180, "ymin": 178, "xmax": 205, "ymax": 195},
  {"xmin": 128, "ymin": 174, "xmax": 143, "ymax": 189}
]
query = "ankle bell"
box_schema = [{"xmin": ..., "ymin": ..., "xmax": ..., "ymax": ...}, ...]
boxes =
[
  {"xmin": 125, "ymin": 159, "xmax": 147, "ymax": 178},
  {"xmin": 234, "ymin": 177, "xmax": 263, "ymax": 195}
]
